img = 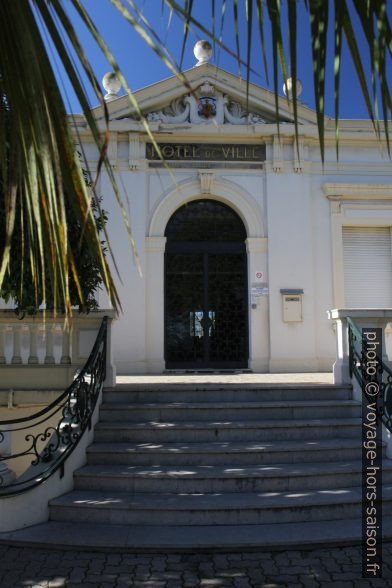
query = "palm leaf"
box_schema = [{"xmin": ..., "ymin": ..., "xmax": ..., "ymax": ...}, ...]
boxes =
[
  {"xmin": 352, "ymin": 0, "xmax": 380, "ymax": 140},
  {"xmin": 374, "ymin": 0, "xmax": 391, "ymax": 155},
  {"xmin": 166, "ymin": 0, "xmax": 390, "ymax": 159},
  {"xmin": 179, "ymin": 0, "xmax": 193, "ymax": 69},
  {"xmin": 77, "ymin": 0, "xmax": 186, "ymax": 222},
  {"xmin": 233, "ymin": 0, "xmax": 241, "ymax": 74},
  {"xmin": 212, "ymin": 0, "xmax": 216, "ymax": 59},
  {"xmin": 219, "ymin": 0, "xmax": 227, "ymax": 47},
  {"xmin": 0, "ymin": 0, "xmax": 126, "ymax": 316},
  {"xmin": 255, "ymin": 0, "xmax": 269, "ymax": 85},
  {"xmin": 308, "ymin": 0, "xmax": 329, "ymax": 163},
  {"xmin": 340, "ymin": 2, "xmax": 376, "ymax": 129},
  {"xmin": 245, "ymin": 0, "xmax": 253, "ymax": 111},
  {"xmin": 333, "ymin": 0, "xmax": 343, "ymax": 160},
  {"xmin": 287, "ymin": 0, "xmax": 299, "ymax": 161},
  {"xmin": 266, "ymin": 0, "xmax": 288, "ymax": 135},
  {"xmin": 165, "ymin": 0, "xmax": 258, "ymax": 73}
]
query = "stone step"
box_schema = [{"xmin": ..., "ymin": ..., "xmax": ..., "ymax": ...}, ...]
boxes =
[
  {"xmin": 94, "ymin": 417, "xmax": 361, "ymax": 443},
  {"xmin": 86, "ymin": 438, "xmax": 373, "ymax": 466},
  {"xmin": 49, "ymin": 484, "xmax": 392, "ymax": 526},
  {"xmin": 74, "ymin": 459, "xmax": 392, "ymax": 493},
  {"xmin": 99, "ymin": 400, "xmax": 362, "ymax": 422},
  {"xmin": 103, "ymin": 384, "xmax": 352, "ymax": 404},
  {"xmin": 3, "ymin": 516, "xmax": 392, "ymax": 551}
]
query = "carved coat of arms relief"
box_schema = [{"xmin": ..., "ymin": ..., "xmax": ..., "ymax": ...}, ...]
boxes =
[{"xmin": 145, "ymin": 82, "xmax": 265, "ymax": 125}]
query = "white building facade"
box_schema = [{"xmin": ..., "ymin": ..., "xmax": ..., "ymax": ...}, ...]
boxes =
[{"xmin": 72, "ymin": 58, "xmax": 392, "ymax": 375}]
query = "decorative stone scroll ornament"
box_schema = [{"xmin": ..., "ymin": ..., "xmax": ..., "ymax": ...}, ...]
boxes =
[
  {"xmin": 146, "ymin": 97, "xmax": 190, "ymax": 123},
  {"xmin": 146, "ymin": 83, "xmax": 265, "ymax": 125}
]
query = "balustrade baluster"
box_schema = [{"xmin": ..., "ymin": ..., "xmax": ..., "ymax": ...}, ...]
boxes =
[
  {"xmin": 60, "ymin": 324, "xmax": 71, "ymax": 364},
  {"xmin": 28, "ymin": 324, "xmax": 39, "ymax": 364},
  {"xmin": 0, "ymin": 325, "xmax": 6, "ymax": 364},
  {"xmin": 44, "ymin": 322, "xmax": 55, "ymax": 364},
  {"xmin": 11, "ymin": 325, "xmax": 22, "ymax": 364}
]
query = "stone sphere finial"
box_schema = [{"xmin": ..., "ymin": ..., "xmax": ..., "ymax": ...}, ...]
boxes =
[
  {"xmin": 194, "ymin": 40, "xmax": 212, "ymax": 67},
  {"xmin": 102, "ymin": 72, "xmax": 121, "ymax": 101},
  {"xmin": 283, "ymin": 77, "xmax": 303, "ymax": 99}
]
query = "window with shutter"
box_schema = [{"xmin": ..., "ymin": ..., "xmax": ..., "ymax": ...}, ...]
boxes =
[{"xmin": 343, "ymin": 226, "xmax": 392, "ymax": 307}]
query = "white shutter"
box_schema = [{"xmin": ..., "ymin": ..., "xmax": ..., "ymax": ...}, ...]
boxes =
[{"xmin": 342, "ymin": 226, "xmax": 392, "ymax": 307}]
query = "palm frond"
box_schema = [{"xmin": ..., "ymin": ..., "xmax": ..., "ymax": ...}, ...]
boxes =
[
  {"xmin": 309, "ymin": 0, "xmax": 329, "ymax": 163},
  {"xmin": 287, "ymin": 0, "xmax": 299, "ymax": 161},
  {"xmin": 0, "ymin": 0, "xmax": 121, "ymax": 315},
  {"xmin": 245, "ymin": 0, "xmax": 253, "ymax": 111},
  {"xmin": 166, "ymin": 0, "xmax": 391, "ymax": 159},
  {"xmin": 255, "ymin": 0, "xmax": 269, "ymax": 85},
  {"xmin": 333, "ymin": 0, "xmax": 343, "ymax": 160}
]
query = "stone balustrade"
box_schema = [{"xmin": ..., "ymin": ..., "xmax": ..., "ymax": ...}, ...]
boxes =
[{"xmin": 0, "ymin": 309, "xmax": 116, "ymax": 390}]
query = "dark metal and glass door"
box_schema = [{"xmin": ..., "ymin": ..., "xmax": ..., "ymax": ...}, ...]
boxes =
[{"xmin": 165, "ymin": 200, "xmax": 248, "ymax": 369}]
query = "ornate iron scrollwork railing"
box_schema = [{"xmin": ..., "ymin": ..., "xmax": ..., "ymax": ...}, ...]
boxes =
[
  {"xmin": 0, "ymin": 316, "xmax": 107, "ymax": 496},
  {"xmin": 347, "ymin": 316, "xmax": 392, "ymax": 433}
]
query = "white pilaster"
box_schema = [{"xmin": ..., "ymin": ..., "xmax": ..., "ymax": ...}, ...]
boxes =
[
  {"xmin": 272, "ymin": 135, "xmax": 283, "ymax": 173},
  {"xmin": 145, "ymin": 237, "xmax": 166, "ymax": 372},
  {"xmin": 246, "ymin": 237, "xmax": 269, "ymax": 371},
  {"xmin": 103, "ymin": 315, "xmax": 116, "ymax": 387}
]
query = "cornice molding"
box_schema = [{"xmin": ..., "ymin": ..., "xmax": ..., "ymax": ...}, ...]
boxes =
[{"xmin": 323, "ymin": 183, "xmax": 392, "ymax": 200}]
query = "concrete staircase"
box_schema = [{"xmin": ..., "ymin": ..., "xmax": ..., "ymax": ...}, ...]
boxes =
[
  {"xmin": 2, "ymin": 381, "xmax": 392, "ymax": 551},
  {"xmin": 42, "ymin": 382, "xmax": 392, "ymax": 549}
]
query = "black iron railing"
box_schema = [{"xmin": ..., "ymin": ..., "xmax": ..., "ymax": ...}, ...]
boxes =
[
  {"xmin": 0, "ymin": 316, "xmax": 107, "ymax": 496},
  {"xmin": 347, "ymin": 316, "xmax": 392, "ymax": 433}
]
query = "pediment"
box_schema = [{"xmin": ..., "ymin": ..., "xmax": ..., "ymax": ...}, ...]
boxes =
[{"xmin": 92, "ymin": 63, "xmax": 320, "ymax": 126}]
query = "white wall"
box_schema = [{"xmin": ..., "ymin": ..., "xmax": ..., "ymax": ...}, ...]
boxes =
[
  {"xmin": 99, "ymin": 170, "xmax": 148, "ymax": 373},
  {"xmin": 2, "ymin": 117, "xmax": 391, "ymax": 375},
  {"xmin": 66, "ymin": 129, "xmax": 392, "ymax": 374}
]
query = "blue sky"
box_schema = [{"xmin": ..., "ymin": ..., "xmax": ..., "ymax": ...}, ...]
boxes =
[{"xmin": 54, "ymin": 1, "xmax": 390, "ymax": 120}]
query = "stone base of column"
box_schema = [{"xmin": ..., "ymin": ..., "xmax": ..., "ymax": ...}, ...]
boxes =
[{"xmin": 332, "ymin": 358, "xmax": 351, "ymax": 385}]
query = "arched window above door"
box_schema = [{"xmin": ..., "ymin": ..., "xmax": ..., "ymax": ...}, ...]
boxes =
[{"xmin": 165, "ymin": 199, "xmax": 246, "ymax": 242}]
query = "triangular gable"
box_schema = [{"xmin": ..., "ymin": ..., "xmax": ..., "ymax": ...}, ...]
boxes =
[{"xmin": 92, "ymin": 63, "xmax": 321, "ymax": 126}]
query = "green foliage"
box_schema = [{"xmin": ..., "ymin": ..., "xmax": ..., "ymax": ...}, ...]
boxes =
[{"xmin": 0, "ymin": 165, "xmax": 109, "ymax": 314}]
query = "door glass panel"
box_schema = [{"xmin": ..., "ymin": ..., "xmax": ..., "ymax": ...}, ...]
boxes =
[
  {"xmin": 208, "ymin": 253, "xmax": 247, "ymax": 363},
  {"xmin": 165, "ymin": 253, "xmax": 204, "ymax": 364},
  {"xmin": 190, "ymin": 310, "xmax": 215, "ymax": 338}
]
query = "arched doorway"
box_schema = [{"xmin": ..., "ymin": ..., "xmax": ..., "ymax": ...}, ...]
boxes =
[{"xmin": 164, "ymin": 199, "xmax": 248, "ymax": 369}]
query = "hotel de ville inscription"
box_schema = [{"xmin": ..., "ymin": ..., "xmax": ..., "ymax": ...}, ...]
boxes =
[{"xmin": 146, "ymin": 143, "xmax": 266, "ymax": 165}]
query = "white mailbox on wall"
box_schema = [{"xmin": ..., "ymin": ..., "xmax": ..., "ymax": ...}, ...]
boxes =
[{"xmin": 280, "ymin": 289, "xmax": 304, "ymax": 322}]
